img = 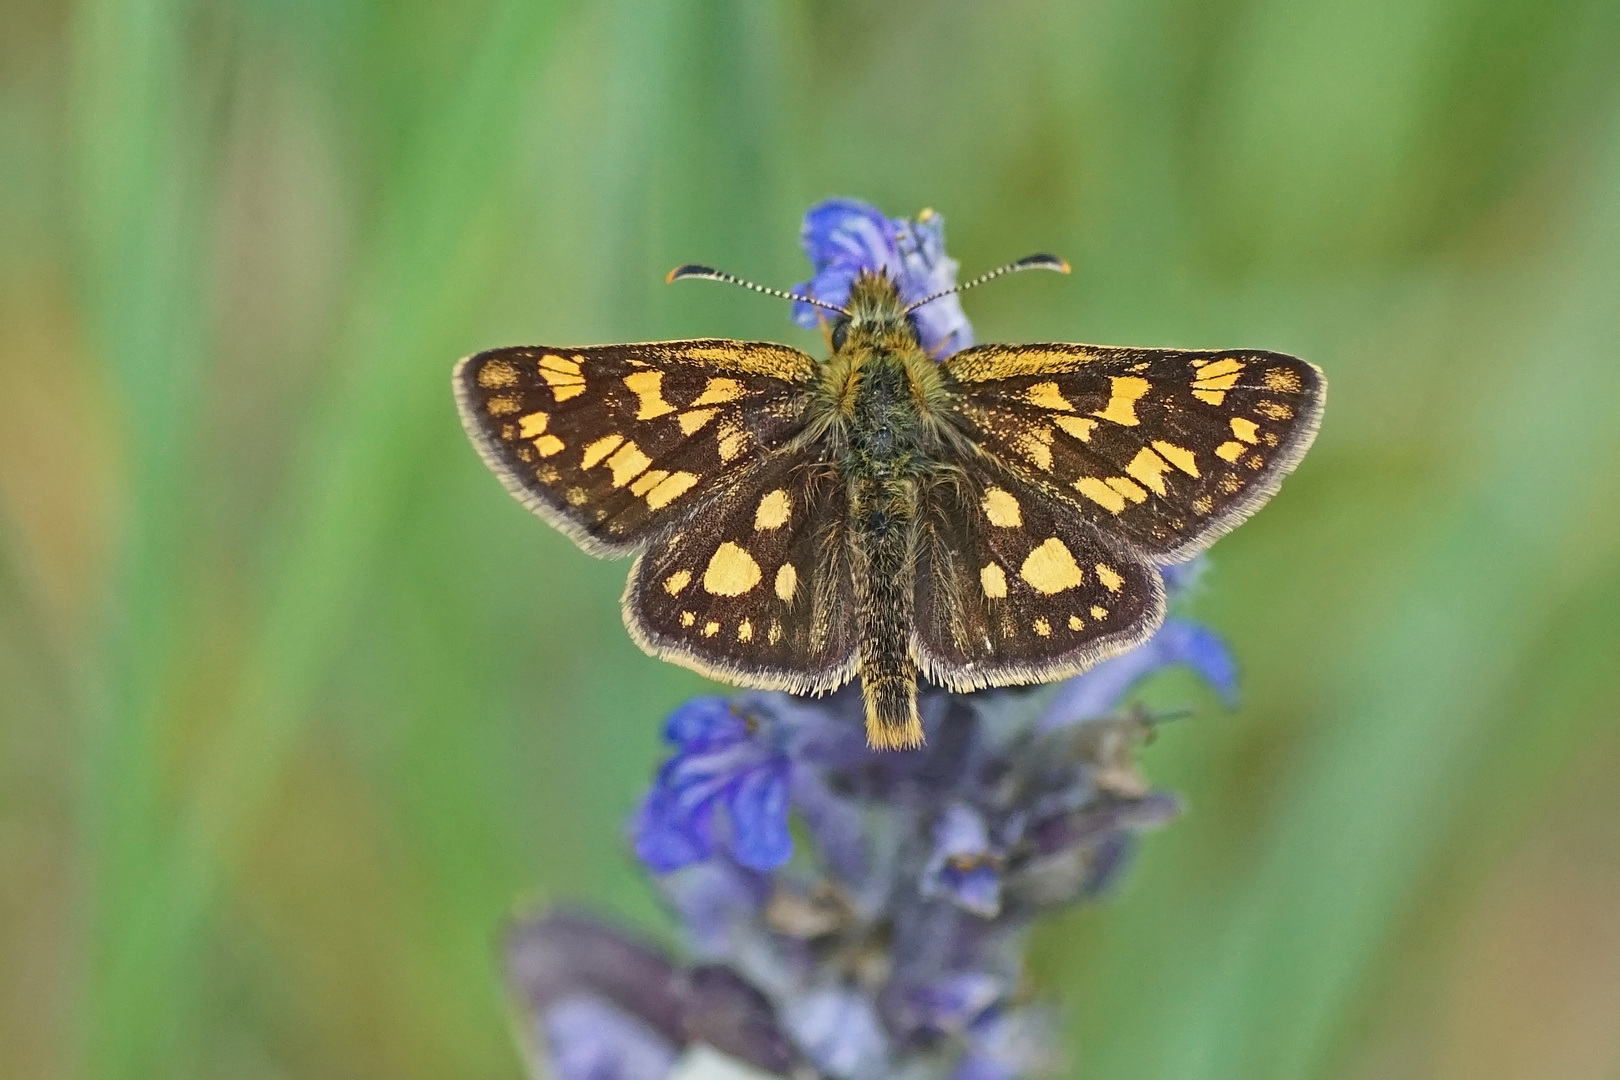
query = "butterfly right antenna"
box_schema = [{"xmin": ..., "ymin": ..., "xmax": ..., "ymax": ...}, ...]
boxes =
[{"xmin": 903, "ymin": 253, "xmax": 1070, "ymax": 315}]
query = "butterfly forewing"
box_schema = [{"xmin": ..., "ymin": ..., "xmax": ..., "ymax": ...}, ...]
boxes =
[
  {"xmin": 624, "ymin": 449, "xmax": 859, "ymax": 694},
  {"xmin": 943, "ymin": 345, "xmax": 1324, "ymax": 559},
  {"xmin": 455, "ymin": 341, "xmax": 817, "ymax": 553},
  {"xmin": 913, "ymin": 466, "xmax": 1165, "ymax": 692}
]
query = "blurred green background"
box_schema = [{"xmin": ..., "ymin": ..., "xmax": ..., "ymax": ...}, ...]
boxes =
[{"xmin": 3, "ymin": 1, "xmax": 1619, "ymax": 1078}]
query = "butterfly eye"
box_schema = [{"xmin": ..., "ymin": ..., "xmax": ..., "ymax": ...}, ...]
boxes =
[{"xmin": 830, "ymin": 318, "xmax": 851, "ymax": 352}]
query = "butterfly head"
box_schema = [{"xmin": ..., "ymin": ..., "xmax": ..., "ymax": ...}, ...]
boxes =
[{"xmin": 832, "ymin": 270, "xmax": 917, "ymax": 354}]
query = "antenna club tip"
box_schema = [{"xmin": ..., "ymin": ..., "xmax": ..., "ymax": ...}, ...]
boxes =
[
  {"xmin": 666, "ymin": 264, "xmax": 714, "ymax": 284},
  {"xmin": 1019, "ymin": 253, "xmax": 1070, "ymax": 274}
]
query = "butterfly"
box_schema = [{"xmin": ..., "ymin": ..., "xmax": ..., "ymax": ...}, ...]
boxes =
[{"xmin": 454, "ymin": 256, "xmax": 1324, "ymax": 750}]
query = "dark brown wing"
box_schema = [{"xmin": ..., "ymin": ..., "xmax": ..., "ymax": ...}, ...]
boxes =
[
  {"xmin": 942, "ymin": 345, "xmax": 1325, "ymax": 560},
  {"xmin": 623, "ymin": 449, "xmax": 859, "ymax": 695},
  {"xmin": 912, "ymin": 464, "xmax": 1165, "ymax": 692},
  {"xmin": 454, "ymin": 341, "xmax": 817, "ymax": 554}
]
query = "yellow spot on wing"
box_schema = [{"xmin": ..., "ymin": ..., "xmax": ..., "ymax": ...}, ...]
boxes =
[
  {"xmin": 473, "ymin": 359, "xmax": 518, "ymax": 388},
  {"xmin": 540, "ymin": 354, "xmax": 585, "ymax": 401},
  {"xmin": 678, "ymin": 408, "xmax": 717, "ymax": 435},
  {"xmin": 755, "ymin": 489, "xmax": 791, "ymax": 530},
  {"xmin": 1091, "ymin": 605, "xmax": 1108, "ymax": 619},
  {"xmin": 703, "ymin": 621, "xmax": 720, "ymax": 637},
  {"xmin": 1191, "ymin": 357, "xmax": 1244, "ymax": 406},
  {"xmin": 477, "ymin": 359, "xmax": 519, "ymax": 388},
  {"xmin": 680, "ymin": 344, "xmax": 812, "ymax": 379},
  {"xmin": 1215, "ymin": 440, "xmax": 1246, "ymax": 462},
  {"xmin": 1068, "ymin": 614, "xmax": 1083, "ymax": 630},
  {"xmin": 623, "ymin": 370, "xmax": 676, "ymax": 420},
  {"xmin": 581, "ymin": 434, "xmax": 624, "ymax": 469},
  {"xmin": 1264, "ymin": 367, "xmax": 1302, "ymax": 393},
  {"xmin": 691, "ymin": 377, "xmax": 745, "ymax": 406},
  {"xmin": 982, "ymin": 488, "xmax": 1022, "ymax": 527},
  {"xmin": 1195, "ymin": 356, "xmax": 1243, "ymax": 379},
  {"xmin": 1230, "ymin": 417, "xmax": 1260, "ymax": 443},
  {"xmin": 703, "ymin": 542, "xmax": 762, "ymax": 596},
  {"xmin": 737, "ymin": 619, "xmax": 753, "ymax": 642},
  {"xmin": 716, "ymin": 419, "xmax": 748, "ymax": 462},
  {"xmin": 1021, "ymin": 538, "xmax": 1084, "ymax": 594},
  {"xmin": 1092, "ymin": 376, "xmax": 1151, "ymax": 426},
  {"xmin": 1017, "ymin": 425, "xmax": 1055, "ymax": 470},
  {"xmin": 1125, "ymin": 447, "xmax": 1171, "ymax": 495},
  {"xmin": 768, "ymin": 620, "xmax": 782, "ymax": 644},
  {"xmin": 1026, "ymin": 381, "xmax": 1074, "ymax": 411},
  {"xmin": 980, "ymin": 563, "xmax": 1008, "ymax": 599},
  {"xmin": 1075, "ymin": 476, "xmax": 1127, "ymax": 514},
  {"xmin": 1152, "ymin": 441, "xmax": 1199, "ymax": 477},
  {"xmin": 680, "ymin": 611, "xmax": 695, "ymax": 627},
  {"xmin": 539, "ymin": 353, "xmax": 580, "ymax": 376},
  {"xmin": 644, "ymin": 471, "xmax": 699, "ymax": 509},
  {"xmin": 1256, "ymin": 400, "xmax": 1294, "ymax": 421},
  {"xmin": 1106, "ymin": 476, "xmax": 1149, "ymax": 503},
  {"xmin": 518, "ymin": 412, "xmax": 549, "ymax": 438},
  {"xmin": 775, "ymin": 563, "xmax": 797, "ymax": 601},
  {"xmin": 1033, "ymin": 617, "xmax": 1051, "ymax": 637},
  {"xmin": 486, "ymin": 395, "xmax": 521, "ymax": 416},
  {"xmin": 1095, "ymin": 563, "xmax": 1123, "ymax": 592},
  {"xmin": 606, "ymin": 441, "xmax": 652, "ymax": 486},
  {"xmin": 1055, "ymin": 415, "xmax": 1097, "ymax": 441},
  {"xmin": 534, "ymin": 435, "xmax": 565, "ymax": 457},
  {"xmin": 630, "ymin": 469, "xmax": 669, "ymax": 496},
  {"xmin": 663, "ymin": 570, "xmax": 691, "ymax": 595}
]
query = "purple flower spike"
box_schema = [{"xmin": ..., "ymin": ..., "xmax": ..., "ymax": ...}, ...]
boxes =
[
  {"xmin": 921, "ymin": 803, "xmax": 1005, "ymax": 918},
  {"xmin": 903, "ymin": 972, "xmax": 1005, "ymax": 1036},
  {"xmin": 542, "ymin": 997, "xmax": 679, "ymax": 1080},
  {"xmin": 948, "ymin": 1009, "xmax": 1059, "ymax": 1080},
  {"xmin": 783, "ymin": 986, "xmax": 891, "ymax": 1080},
  {"xmin": 634, "ymin": 698, "xmax": 794, "ymax": 873},
  {"xmin": 1037, "ymin": 617, "xmax": 1239, "ymax": 732},
  {"xmin": 791, "ymin": 198, "xmax": 974, "ymax": 358}
]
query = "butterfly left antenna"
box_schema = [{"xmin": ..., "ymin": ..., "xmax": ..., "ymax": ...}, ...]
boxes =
[
  {"xmin": 903, "ymin": 253, "xmax": 1070, "ymax": 315},
  {"xmin": 666, "ymin": 264, "xmax": 851, "ymax": 317}
]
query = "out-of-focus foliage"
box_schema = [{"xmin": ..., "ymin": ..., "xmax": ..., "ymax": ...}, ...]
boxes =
[{"xmin": 1, "ymin": 2, "xmax": 1617, "ymax": 1079}]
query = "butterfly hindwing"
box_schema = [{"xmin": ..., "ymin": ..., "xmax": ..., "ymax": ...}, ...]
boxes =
[
  {"xmin": 913, "ymin": 464, "xmax": 1166, "ymax": 691},
  {"xmin": 944, "ymin": 344, "xmax": 1324, "ymax": 559},
  {"xmin": 623, "ymin": 449, "xmax": 859, "ymax": 694},
  {"xmin": 454, "ymin": 341, "xmax": 817, "ymax": 554}
]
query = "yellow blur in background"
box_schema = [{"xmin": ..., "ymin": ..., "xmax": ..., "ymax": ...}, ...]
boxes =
[{"xmin": 2, "ymin": 2, "xmax": 1619, "ymax": 1079}]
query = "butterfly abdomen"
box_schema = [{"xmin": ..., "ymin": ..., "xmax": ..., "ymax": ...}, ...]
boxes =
[{"xmin": 844, "ymin": 347, "xmax": 931, "ymax": 750}]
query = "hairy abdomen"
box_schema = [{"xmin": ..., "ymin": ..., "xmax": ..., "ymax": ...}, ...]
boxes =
[{"xmin": 846, "ymin": 355, "xmax": 925, "ymax": 749}]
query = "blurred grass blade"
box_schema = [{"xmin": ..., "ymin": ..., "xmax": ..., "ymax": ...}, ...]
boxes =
[
  {"xmin": 76, "ymin": 1, "xmax": 562, "ymax": 1075},
  {"xmin": 70, "ymin": 0, "xmax": 212, "ymax": 1073}
]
